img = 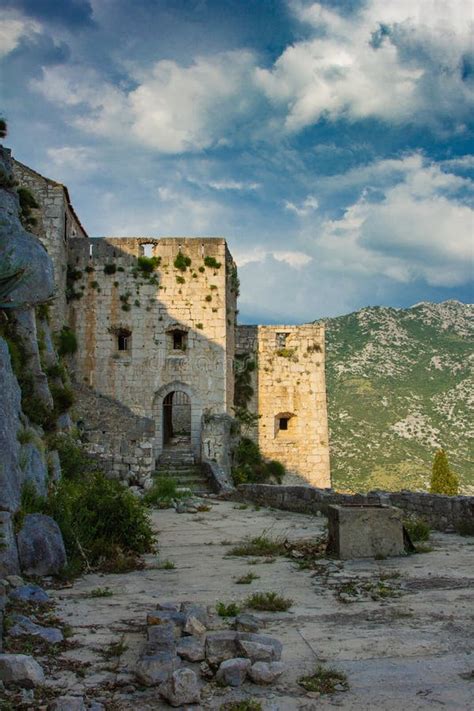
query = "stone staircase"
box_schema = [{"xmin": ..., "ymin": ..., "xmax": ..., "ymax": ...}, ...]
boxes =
[{"xmin": 156, "ymin": 449, "xmax": 213, "ymax": 495}]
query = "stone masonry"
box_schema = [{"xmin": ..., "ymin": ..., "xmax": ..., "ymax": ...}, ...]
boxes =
[{"xmin": 10, "ymin": 158, "xmax": 331, "ymax": 486}]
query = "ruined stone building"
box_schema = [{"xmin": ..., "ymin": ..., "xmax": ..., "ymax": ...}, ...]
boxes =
[{"xmin": 12, "ymin": 159, "xmax": 330, "ymax": 489}]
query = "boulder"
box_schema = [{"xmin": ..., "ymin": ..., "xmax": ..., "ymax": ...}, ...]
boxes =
[
  {"xmin": 177, "ymin": 636, "xmax": 205, "ymax": 662},
  {"xmin": 236, "ymin": 632, "xmax": 282, "ymax": 661},
  {"xmin": 146, "ymin": 621, "xmax": 176, "ymax": 651},
  {"xmin": 50, "ymin": 696, "xmax": 86, "ymax": 711},
  {"xmin": 17, "ymin": 514, "xmax": 67, "ymax": 576},
  {"xmin": 180, "ymin": 602, "xmax": 209, "ymax": 627},
  {"xmin": 0, "ymin": 512, "xmax": 20, "ymax": 577},
  {"xmin": 237, "ymin": 639, "xmax": 275, "ymax": 662},
  {"xmin": 147, "ymin": 610, "xmax": 185, "ymax": 637},
  {"xmin": 0, "ymin": 654, "xmax": 45, "ymax": 687},
  {"xmin": 9, "ymin": 583, "xmax": 49, "ymax": 604},
  {"xmin": 9, "ymin": 614, "xmax": 63, "ymax": 644},
  {"xmin": 0, "ymin": 338, "xmax": 22, "ymax": 513},
  {"xmin": 184, "ymin": 615, "xmax": 206, "ymax": 637},
  {"xmin": 234, "ymin": 613, "xmax": 261, "ymax": 633},
  {"xmin": 216, "ymin": 657, "xmax": 251, "ymax": 687},
  {"xmin": 249, "ymin": 661, "xmax": 285, "ymax": 684},
  {"xmin": 134, "ymin": 652, "xmax": 181, "ymax": 686},
  {"xmin": 21, "ymin": 443, "xmax": 48, "ymax": 498},
  {"xmin": 159, "ymin": 668, "xmax": 200, "ymax": 707},
  {"xmin": 205, "ymin": 631, "xmax": 239, "ymax": 666}
]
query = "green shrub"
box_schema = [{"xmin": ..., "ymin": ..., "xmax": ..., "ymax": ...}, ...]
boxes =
[
  {"xmin": 204, "ymin": 256, "xmax": 221, "ymax": 269},
  {"xmin": 265, "ymin": 460, "xmax": 285, "ymax": 484},
  {"xmin": 232, "ymin": 437, "xmax": 285, "ymax": 486},
  {"xmin": 46, "ymin": 433, "xmax": 96, "ymax": 480},
  {"xmin": 176, "ymin": 275, "xmax": 185, "ymax": 284},
  {"xmin": 103, "ymin": 263, "xmax": 116, "ymax": 275},
  {"xmin": 403, "ymin": 516, "xmax": 430, "ymax": 542},
  {"xmin": 56, "ymin": 327, "xmax": 77, "ymax": 356},
  {"xmin": 49, "ymin": 382, "xmax": 75, "ymax": 414},
  {"xmin": 35, "ymin": 303, "xmax": 50, "ymax": 321},
  {"xmin": 216, "ymin": 601, "xmax": 241, "ymax": 617},
  {"xmin": 17, "ymin": 187, "xmax": 39, "ymax": 228},
  {"xmin": 143, "ymin": 477, "xmax": 186, "ymax": 507},
  {"xmin": 174, "ymin": 251, "xmax": 191, "ymax": 272},
  {"xmin": 430, "ymin": 449, "xmax": 459, "ymax": 495},
  {"xmin": 0, "ymin": 117, "xmax": 7, "ymax": 139},
  {"xmin": 137, "ymin": 255, "xmax": 160, "ymax": 274},
  {"xmin": 246, "ymin": 591, "xmax": 293, "ymax": 611},
  {"xmin": 229, "ymin": 533, "xmax": 285, "ymax": 557},
  {"xmin": 298, "ymin": 665, "xmax": 348, "ymax": 694}
]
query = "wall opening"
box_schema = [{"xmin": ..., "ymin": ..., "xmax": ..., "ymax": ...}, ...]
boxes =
[
  {"xmin": 117, "ymin": 329, "xmax": 132, "ymax": 352},
  {"xmin": 168, "ymin": 328, "xmax": 188, "ymax": 352},
  {"xmin": 142, "ymin": 243, "xmax": 154, "ymax": 257},
  {"xmin": 163, "ymin": 391, "xmax": 191, "ymax": 446},
  {"xmin": 276, "ymin": 332, "xmax": 290, "ymax": 348},
  {"xmin": 275, "ymin": 412, "xmax": 295, "ymax": 436}
]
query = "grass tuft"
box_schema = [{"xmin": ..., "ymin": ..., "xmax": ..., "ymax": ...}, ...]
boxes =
[
  {"xmin": 246, "ymin": 591, "xmax": 292, "ymax": 612},
  {"xmin": 216, "ymin": 601, "xmax": 241, "ymax": 617},
  {"xmin": 298, "ymin": 665, "xmax": 349, "ymax": 694}
]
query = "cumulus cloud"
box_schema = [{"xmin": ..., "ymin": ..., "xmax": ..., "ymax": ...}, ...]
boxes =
[
  {"xmin": 0, "ymin": 9, "xmax": 41, "ymax": 57},
  {"xmin": 285, "ymin": 194, "xmax": 319, "ymax": 216},
  {"xmin": 315, "ymin": 154, "xmax": 474, "ymax": 287},
  {"xmin": 235, "ymin": 247, "xmax": 312, "ymax": 269},
  {"xmin": 256, "ymin": 0, "xmax": 474, "ymax": 131}
]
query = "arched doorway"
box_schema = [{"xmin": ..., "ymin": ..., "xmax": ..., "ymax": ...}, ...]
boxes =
[{"xmin": 163, "ymin": 390, "xmax": 191, "ymax": 447}]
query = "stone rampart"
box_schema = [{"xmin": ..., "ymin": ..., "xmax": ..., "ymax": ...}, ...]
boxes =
[{"xmin": 235, "ymin": 484, "xmax": 474, "ymax": 532}]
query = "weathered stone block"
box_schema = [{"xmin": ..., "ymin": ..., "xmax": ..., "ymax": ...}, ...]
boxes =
[
  {"xmin": 0, "ymin": 654, "xmax": 45, "ymax": 687},
  {"xmin": 326, "ymin": 505, "xmax": 404, "ymax": 559},
  {"xmin": 216, "ymin": 657, "xmax": 251, "ymax": 687},
  {"xmin": 17, "ymin": 514, "xmax": 67, "ymax": 576}
]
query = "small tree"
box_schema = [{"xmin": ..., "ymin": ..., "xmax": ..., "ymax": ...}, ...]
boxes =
[
  {"xmin": 430, "ymin": 448, "xmax": 459, "ymax": 496},
  {"xmin": 0, "ymin": 118, "xmax": 7, "ymax": 140}
]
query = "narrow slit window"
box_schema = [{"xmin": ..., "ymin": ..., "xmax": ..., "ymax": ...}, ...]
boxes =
[
  {"xmin": 117, "ymin": 329, "xmax": 131, "ymax": 352},
  {"xmin": 279, "ymin": 417, "xmax": 289, "ymax": 431}
]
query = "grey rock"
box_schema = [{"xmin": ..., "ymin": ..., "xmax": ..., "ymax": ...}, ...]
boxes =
[
  {"xmin": 88, "ymin": 703, "xmax": 105, "ymax": 711},
  {"xmin": 21, "ymin": 443, "xmax": 48, "ymax": 498},
  {"xmin": 156, "ymin": 601, "xmax": 180, "ymax": 612},
  {"xmin": 17, "ymin": 513, "xmax": 67, "ymax": 576},
  {"xmin": 0, "ymin": 654, "xmax": 45, "ymax": 687},
  {"xmin": 205, "ymin": 631, "xmax": 239, "ymax": 666},
  {"xmin": 184, "ymin": 615, "xmax": 206, "ymax": 636},
  {"xmin": 9, "ymin": 583, "xmax": 49, "ymax": 604},
  {"xmin": 249, "ymin": 661, "xmax": 285, "ymax": 684},
  {"xmin": 134, "ymin": 652, "xmax": 181, "ymax": 686},
  {"xmin": 50, "ymin": 696, "xmax": 86, "ymax": 711},
  {"xmin": 147, "ymin": 610, "xmax": 185, "ymax": 637},
  {"xmin": 180, "ymin": 602, "xmax": 209, "ymax": 627},
  {"xmin": 237, "ymin": 639, "xmax": 275, "ymax": 662},
  {"xmin": 9, "ymin": 614, "xmax": 63, "ymax": 644},
  {"xmin": 0, "ymin": 149, "xmax": 55, "ymax": 307},
  {"xmin": 236, "ymin": 633, "xmax": 282, "ymax": 661},
  {"xmin": 159, "ymin": 668, "xmax": 200, "ymax": 707},
  {"xmin": 234, "ymin": 613, "xmax": 261, "ymax": 633},
  {"xmin": 147, "ymin": 621, "xmax": 176, "ymax": 651},
  {"xmin": 0, "ymin": 512, "xmax": 20, "ymax": 577},
  {"xmin": 216, "ymin": 657, "xmax": 251, "ymax": 687},
  {"xmin": 177, "ymin": 636, "xmax": 205, "ymax": 662},
  {"xmin": 0, "ymin": 338, "xmax": 22, "ymax": 513},
  {"xmin": 5, "ymin": 575, "xmax": 23, "ymax": 587}
]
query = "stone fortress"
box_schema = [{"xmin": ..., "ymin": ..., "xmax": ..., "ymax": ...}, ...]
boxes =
[{"xmin": 13, "ymin": 158, "xmax": 330, "ymax": 490}]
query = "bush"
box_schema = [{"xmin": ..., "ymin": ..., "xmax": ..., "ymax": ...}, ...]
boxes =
[
  {"xmin": 0, "ymin": 117, "xmax": 7, "ymax": 139},
  {"xmin": 103, "ymin": 263, "xmax": 116, "ymax": 275},
  {"xmin": 174, "ymin": 251, "xmax": 191, "ymax": 272},
  {"xmin": 49, "ymin": 382, "xmax": 75, "ymax": 414},
  {"xmin": 204, "ymin": 256, "xmax": 221, "ymax": 269},
  {"xmin": 246, "ymin": 591, "xmax": 292, "ymax": 611},
  {"xmin": 56, "ymin": 327, "xmax": 77, "ymax": 356},
  {"xmin": 232, "ymin": 437, "xmax": 285, "ymax": 486},
  {"xmin": 430, "ymin": 449, "xmax": 459, "ymax": 496},
  {"xmin": 17, "ymin": 187, "xmax": 39, "ymax": 229},
  {"xmin": 143, "ymin": 477, "xmax": 186, "ymax": 508},
  {"xmin": 216, "ymin": 601, "xmax": 241, "ymax": 617},
  {"xmin": 137, "ymin": 255, "xmax": 160, "ymax": 274},
  {"xmin": 403, "ymin": 516, "xmax": 430, "ymax": 542}
]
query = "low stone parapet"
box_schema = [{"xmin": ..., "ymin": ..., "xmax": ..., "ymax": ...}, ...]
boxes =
[{"xmin": 235, "ymin": 484, "xmax": 474, "ymax": 533}]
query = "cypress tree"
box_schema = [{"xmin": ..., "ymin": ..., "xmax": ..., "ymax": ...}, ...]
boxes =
[{"xmin": 430, "ymin": 448, "xmax": 459, "ymax": 496}]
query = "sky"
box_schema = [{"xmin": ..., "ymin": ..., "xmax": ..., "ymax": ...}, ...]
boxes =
[{"xmin": 0, "ymin": 0, "xmax": 473, "ymax": 323}]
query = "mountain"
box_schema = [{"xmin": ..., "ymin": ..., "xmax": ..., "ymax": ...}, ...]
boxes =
[{"xmin": 320, "ymin": 301, "xmax": 473, "ymax": 495}]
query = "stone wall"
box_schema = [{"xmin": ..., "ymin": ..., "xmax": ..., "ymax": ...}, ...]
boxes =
[
  {"xmin": 68, "ymin": 237, "xmax": 237, "ymax": 460},
  {"xmin": 235, "ymin": 484, "xmax": 474, "ymax": 532},
  {"xmin": 12, "ymin": 160, "xmax": 88, "ymax": 331},
  {"xmin": 236, "ymin": 324, "xmax": 330, "ymax": 487},
  {"xmin": 73, "ymin": 383, "xmax": 155, "ymax": 487}
]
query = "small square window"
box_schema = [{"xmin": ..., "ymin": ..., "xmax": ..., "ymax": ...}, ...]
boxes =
[
  {"xmin": 279, "ymin": 417, "xmax": 289, "ymax": 431},
  {"xmin": 169, "ymin": 329, "xmax": 187, "ymax": 352}
]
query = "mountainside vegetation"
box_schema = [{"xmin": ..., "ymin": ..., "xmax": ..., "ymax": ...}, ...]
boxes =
[{"xmin": 321, "ymin": 301, "xmax": 473, "ymax": 494}]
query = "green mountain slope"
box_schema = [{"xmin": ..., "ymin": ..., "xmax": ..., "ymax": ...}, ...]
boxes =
[{"xmin": 320, "ymin": 301, "xmax": 473, "ymax": 494}]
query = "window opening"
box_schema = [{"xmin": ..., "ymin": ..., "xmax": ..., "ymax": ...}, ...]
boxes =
[
  {"xmin": 276, "ymin": 332, "xmax": 289, "ymax": 348},
  {"xmin": 117, "ymin": 329, "xmax": 131, "ymax": 352}
]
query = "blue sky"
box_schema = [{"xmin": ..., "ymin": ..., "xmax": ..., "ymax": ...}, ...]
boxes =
[{"xmin": 1, "ymin": 0, "xmax": 473, "ymax": 323}]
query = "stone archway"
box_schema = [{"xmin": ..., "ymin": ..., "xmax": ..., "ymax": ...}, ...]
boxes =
[{"xmin": 153, "ymin": 381, "xmax": 201, "ymax": 459}]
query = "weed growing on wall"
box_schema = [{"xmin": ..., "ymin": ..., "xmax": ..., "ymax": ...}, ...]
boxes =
[
  {"xmin": 174, "ymin": 251, "xmax": 192, "ymax": 272},
  {"xmin": 17, "ymin": 186, "xmax": 39, "ymax": 229}
]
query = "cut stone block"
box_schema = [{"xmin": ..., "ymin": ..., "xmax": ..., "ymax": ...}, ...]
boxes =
[{"xmin": 326, "ymin": 505, "xmax": 404, "ymax": 559}]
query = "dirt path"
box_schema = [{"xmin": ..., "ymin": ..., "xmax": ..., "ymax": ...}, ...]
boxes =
[{"xmin": 50, "ymin": 500, "xmax": 474, "ymax": 710}]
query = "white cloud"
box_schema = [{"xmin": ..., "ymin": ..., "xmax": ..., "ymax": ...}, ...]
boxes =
[
  {"xmin": 256, "ymin": 0, "xmax": 474, "ymax": 130},
  {"xmin": 285, "ymin": 194, "xmax": 319, "ymax": 217},
  {"xmin": 0, "ymin": 10, "xmax": 41, "ymax": 57},
  {"xmin": 315, "ymin": 154, "xmax": 474, "ymax": 287},
  {"xmin": 207, "ymin": 179, "xmax": 260, "ymax": 191},
  {"xmin": 45, "ymin": 145, "xmax": 96, "ymax": 172},
  {"xmin": 235, "ymin": 247, "xmax": 312, "ymax": 269}
]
